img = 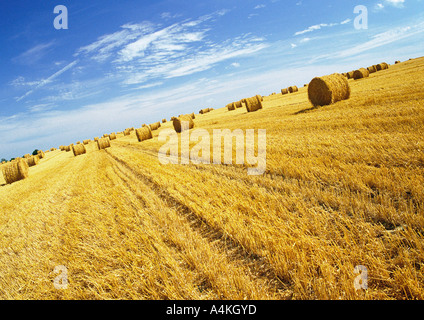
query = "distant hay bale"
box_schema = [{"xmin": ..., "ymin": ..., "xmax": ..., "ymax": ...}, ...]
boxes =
[
  {"xmin": 162, "ymin": 119, "xmax": 167, "ymax": 123},
  {"xmin": 124, "ymin": 129, "xmax": 131, "ymax": 136},
  {"xmin": 1, "ymin": 158, "xmax": 29, "ymax": 184},
  {"xmin": 376, "ymin": 62, "xmax": 389, "ymax": 71},
  {"xmin": 245, "ymin": 95, "xmax": 263, "ymax": 113},
  {"xmin": 83, "ymin": 140, "xmax": 90, "ymax": 145},
  {"xmin": 72, "ymin": 144, "xmax": 86, "ymax": 156},
  {"xmin": 24, "ymin": 154, "xmax": 31, "ymax": 159},
  {"xmin": 367, "ymin": 65, "xmax": 377, "ymax": 73},
  {"xmin": 395, "ymin": 60, "xmax": 400, "ymax": 64},
  {"xmin": 353, "ymin": 68, "xmax": 370, "ymax": 80},
  {"xmin": 308, "ymin": 73, "xmax": 351, "ymax": 107},
  {"xmin": 37, "ymin": 150, "xmax": 45, "ymax": 159},
  {"xmin": 97, "ymin": 137, "xmax": 111, "ymax": 150},
  {"xmin": 76, "ymin": 141, "xmax": 81, "ymax": 144},
  {"xmin": 190, "ymin": 112, "xmax": 196, "ymax": 119},
  {"xmin": 234, "ymin": 101, "xmax": 243, "ymax": 108},
  {"xmin": 173, "ymin": 115, "xmax": 194, "ymax": 133},
  {"xmin": 227, "ymin": 103, "xmax": 236, "ymax": 111},
  {"xmin": 150, "ymin": 122, "xmax": 161, "ymax": 131},
  {"xmin": 109, "ymin": 133, "xmax": 116, "ymax": 140},
  {"xmin": 50, "ymin": 148, "xmax": 56, "ymax": 151},
  {"xmin": 135, "ymin": 126, "xmax": 153, "ymax": 142},
  {"xmin": 94, "ymin": 137, "xmax": 99, "ymax": 141},
  {"xmin": 26, "ymin": 155, "xmax": 39, "ymax": 167},
  {"xmin": 288, "ymin": 86, "xmax": 298, "ymax": 93},
  {"xmin": 281, "ymin": 88, "xmax": 289, "ymax": 95},
  {"xmin": 346, "ymin": 71, "xmax": 354, "ymax": 79},
  {"xmin": 199, "ymin": 108, "xmax": 212, "ymax": 114}
]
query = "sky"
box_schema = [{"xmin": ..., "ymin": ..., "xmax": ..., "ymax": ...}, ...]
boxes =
[{"xmin": 1, "ymin": 0, "xmax": 424, "ymax": 160}]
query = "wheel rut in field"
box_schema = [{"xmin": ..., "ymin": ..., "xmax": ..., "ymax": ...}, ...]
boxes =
[{"xmin": 105, "ymin": 148, "xmax": 291, "ymax": 298}]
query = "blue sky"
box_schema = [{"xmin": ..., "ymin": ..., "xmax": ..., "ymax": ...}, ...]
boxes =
[{"xmin": 1, "ymin": 0, "xmax": 424, "ymax": 159}]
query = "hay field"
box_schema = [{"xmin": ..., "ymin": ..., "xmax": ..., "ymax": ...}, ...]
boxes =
[{"xmin": 0, "ymin": 58, "xmax": 423, "ymax": 300}]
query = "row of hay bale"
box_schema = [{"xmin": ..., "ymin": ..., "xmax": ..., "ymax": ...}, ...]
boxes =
[
  {"xmin": 226, "ymin": 100, "xmax": 243, "ymax": 111},
  {"xmin": 199, "ymin": 107, "xmax": 213, "ymax": 114},
  {"xmin": 1, "ymin": 147, "xmax": 49, "ymax": 184},
  {"xmin": 344, "ymin": 62, "xmax": 389, "ymax": 80},
  {"xmin": 226, "ymin": 95, "xmax": 263, "ymax": 113}
]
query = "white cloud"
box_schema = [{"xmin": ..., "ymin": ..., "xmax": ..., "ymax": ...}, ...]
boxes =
[
  {"xmin": 294, "ymin": 22, "xmax": 338, "ymax": 36},
  {"xmin": 73, "ymin": 10, "xmax": 267, "ymax": 86},
  {"xmin": 385, "ymin": 0, "xmax": 405, "ymax": 8},
  {"xmin": 15, "ymin": 60, "xmax": 79, "ymax": 101},
  {"xmin": 375, "ymin": 3, "xmax": 385, "ymax": 10},
  {"xmin": 254, "ymin": 4, "xmax": 266, "ymax": 9},
  {"xmin": 12, "ymin": 42, "xmax": 54, "ymax": 65}
]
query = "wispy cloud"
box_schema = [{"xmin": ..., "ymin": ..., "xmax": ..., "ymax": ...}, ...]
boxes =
[
  {"xmin": 385, "ymin": 0, "xmax": 406, "ymax": 8},
  {"xmin": 294, "ymin": 22, "xmax": 338, "ymax": 36},
  {"xmin": 16, "ymin": 60, "xmax": 79, "ymax": 101},
  {"xmin": 74, "ymin": 10, "xmax": 267, "ymax": 86},
  {"xmin": 12, "ymin": 42, "xmax": 54, "ymax": 65}
]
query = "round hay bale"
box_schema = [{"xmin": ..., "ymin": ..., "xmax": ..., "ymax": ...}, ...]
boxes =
[
  {"xmin": 24, "ymin": 154, "xmax": 31, "ymax": 159},
  {"xmin": 376, "ymin": 63, "xmax": 389, "ymax": 71},
  {"xmin": 135, "ymin": 126, "xmax": 153, "ymax": 142},
  {"xmin": 97, "ymin": 137, "xmax": 111, "ymax": 150},
  {"xmin": 245, "ymin": 95, "xmax": 263, "ymax": 113},
  {"xmin": 395, "ymin": 60, "xmax": 400, "ymax": 64},
  {"xmin": 26, "ymin": 155, "xmax": 39, "ymax": 167},
  {"xmin": 199, "ymin": 108, "xmax": 210, "ymax": 114},
  {"xmin": 227, "ymin": 103, "xmax": 236, "ymax": 111},
  {"xmin": 65, "ymin": 145, "xmax": 71, "ymax": 152},
  {"xmin": 72, "ymin": 144, "xmax": 86, "ymax": 157},
  {"xmin": 150, "ymin": 122, "xmax": 161, "ymax": 131},
  {"xmin": 37, "ymin": 150, "xmax": 45, "ymax": 159},
  {"xmin": 83, "ymin": 139, "xmax": 90, "ymax": 145},
  {"xmin": 234, "ymin": 101, "xmax": 243, "ymax": 108},
  {"xmin": 94, "ymin": 137, "xmax": 99, "ymax": 141},
  {"xmin": 50, "ymin": 148, "xmax": 56, "ymax": 151},
  {"xmin": 346, "ymin": 71, "xmax": 354, "ymax": 79},
  {"xmin": 1, "ymin": 158, "xmax": 29, "ymax": 184},
  {"xmin": 173, "ymin": 115, "xmax": 194, "ymax": 133},
  {"xmin": 288, "ymin": 86, "xmax": 298, "ymax": 93},
  {"xmin": 308, "ymin": 73, "xmax": 351, "ymax": 107},
  {"xmin": 190, "ymin": 112, "xmax": 196, "ymax": 119},
  {"xmin": 124, "ymin": 129, "xmax": 131, "ymax": 136},
  {"xmin": 109, "ymin": 133, "xmax": 117, "ymax": 140},
  {"xmin": 367, "ymin": 65, "xmax": 377, "ymax": 73},
  {"xmin": 76, "ymin": 141, "xmax": 81, "ymax": 144},
  {"xmin": 162, "ymin": 119, "xmax": 167, "ymax": 123},
  {"xmin": 353, "ymin": 68, "xmax": 370, "ymax": 80},
  {"xmin": 281, "ymin": 88, "xmax": 289, "ymax": 95}
]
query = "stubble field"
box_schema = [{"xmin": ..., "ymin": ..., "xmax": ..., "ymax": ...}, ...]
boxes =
[{"xmin": 1, "ymin": 57, "xmax": 423, "ymax": 300}]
